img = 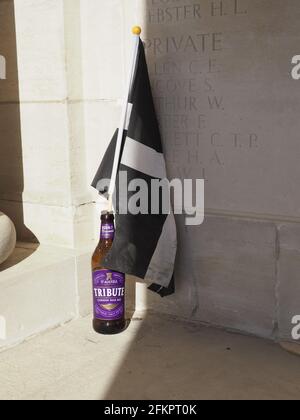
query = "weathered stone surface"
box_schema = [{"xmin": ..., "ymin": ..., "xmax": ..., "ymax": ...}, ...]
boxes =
[
  {"xmin": 140, "ymin": 0, "xmax": 300, "ymax": 221},
  {"xmin": 148, "ymin": 215, "xmax": 277, "ymax": 338}
]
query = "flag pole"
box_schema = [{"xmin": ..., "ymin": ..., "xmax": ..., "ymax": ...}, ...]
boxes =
[{"xmin": 107, "ymin": 26, "xmax": 142, "ymax": 213}]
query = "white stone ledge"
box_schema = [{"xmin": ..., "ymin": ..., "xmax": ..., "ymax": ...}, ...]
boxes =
[{"xmin": 0, "ymin": 243, "xmax": 83, "ymax": 351}]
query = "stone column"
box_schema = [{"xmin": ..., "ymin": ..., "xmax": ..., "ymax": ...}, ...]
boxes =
[
  {"xmin": 0, "ymin": 0, "xmax": 98, "ymax": 348},
  {"xmin": 0, "ymin": 0, "xmax": 95, "ymax": 249}
]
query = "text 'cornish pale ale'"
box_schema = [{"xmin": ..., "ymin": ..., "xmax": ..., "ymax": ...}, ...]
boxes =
[{"xmin": 91, "ymin": 212, "xmax": 126, "ymax": 335}]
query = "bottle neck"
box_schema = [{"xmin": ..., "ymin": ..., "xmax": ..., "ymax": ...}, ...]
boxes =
[{"xmin": 100, "ymin": 221, "xmax": 115, "ymax": 241}]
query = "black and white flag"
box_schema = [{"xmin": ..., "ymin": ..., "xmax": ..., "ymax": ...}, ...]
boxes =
[{"xmin": 92, "ymin": 40, "xmax": 177, "ymax": 297}]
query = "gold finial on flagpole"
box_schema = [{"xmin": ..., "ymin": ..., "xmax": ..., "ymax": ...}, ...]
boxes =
[{"xmin": 132, "ymin": 26, "xmax": 142, "ymax": 36}]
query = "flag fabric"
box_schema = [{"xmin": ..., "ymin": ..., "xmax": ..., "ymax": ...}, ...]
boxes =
[{"xmin": 92, "ymin": 40, "xmax": 177, "ymax": 297}]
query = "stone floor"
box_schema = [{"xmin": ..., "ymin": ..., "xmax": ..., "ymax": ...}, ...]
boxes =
[{"xmin": 0, "ymin": 313, "xmax": 299, "ymax": 400}]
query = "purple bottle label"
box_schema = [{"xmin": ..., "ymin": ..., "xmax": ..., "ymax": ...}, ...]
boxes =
[
  {"xmin": 93, "ymin": 270, "xmax": 125, "ymax": 320},
  {"xmin": 100, "ymin": 222, "xmax": 115, "ymax": 240}
]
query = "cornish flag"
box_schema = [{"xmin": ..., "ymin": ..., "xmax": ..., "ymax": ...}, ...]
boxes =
[{"xmin": 92, "ymin": 40, "xmax": 177, "ymax": 297}]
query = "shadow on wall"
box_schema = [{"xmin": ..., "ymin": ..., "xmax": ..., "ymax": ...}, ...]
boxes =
[{"xmin": 0, "ymin": 1, "xmax": 38, "ymax": 250}]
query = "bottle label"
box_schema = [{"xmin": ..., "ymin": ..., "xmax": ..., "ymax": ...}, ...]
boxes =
[
  {"xmin": 100, "ymin": 223, "xmax": 115, "ymax": 240},
  {"xmin": 93, "ymin": 269, "xmax": 125, "ymax": 320}
]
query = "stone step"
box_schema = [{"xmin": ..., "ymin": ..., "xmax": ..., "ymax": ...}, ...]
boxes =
[
  {"xmin": 0, "ymin": 242, "xmax": 139, "ymax": 351},
  {"xmin": 0, "ymin": 243, "xmax": 93, "ymax": 350}
]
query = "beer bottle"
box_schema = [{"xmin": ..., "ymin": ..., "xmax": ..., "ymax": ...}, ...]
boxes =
[{"xmin": 92, "ymin": 211, "xmax": 126, "ymax": 334}]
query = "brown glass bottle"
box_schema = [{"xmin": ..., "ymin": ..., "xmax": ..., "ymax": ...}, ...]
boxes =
[{"xmin": 92, "ymin": 212, "xmax": 126, "ymax": 335}]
